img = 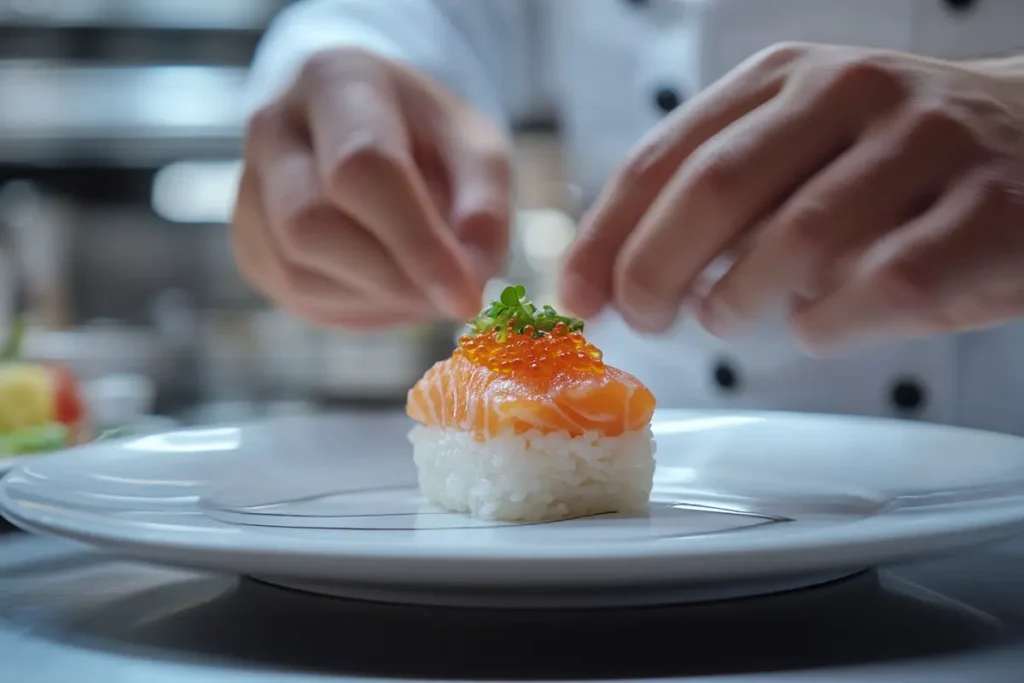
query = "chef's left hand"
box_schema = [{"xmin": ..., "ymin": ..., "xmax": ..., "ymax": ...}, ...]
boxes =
[{"xmin": 560, "ymin": 43, "xmax": 1024, "ymax": 353}]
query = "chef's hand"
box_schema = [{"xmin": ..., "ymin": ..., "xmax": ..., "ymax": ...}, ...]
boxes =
[
  {"xmin": 561, "ymin": 43, "xmax": 1024, "ymax": 353},
  {"xmin": 232, "ymin": 48, "xmax": 511, "ymax": 329}
]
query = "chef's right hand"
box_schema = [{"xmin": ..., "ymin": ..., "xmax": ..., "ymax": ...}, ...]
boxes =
[{"xmin": 231, "ymin": 48, "xmax": 511, "ymax": 329}]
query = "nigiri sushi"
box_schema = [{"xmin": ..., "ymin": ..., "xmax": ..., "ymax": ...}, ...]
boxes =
[{"xmin": 406, "ymin": 285, "xmax": 657, "ymax": 522}]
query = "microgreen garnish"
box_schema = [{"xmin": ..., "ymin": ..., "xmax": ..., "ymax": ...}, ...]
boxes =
[{"xmin": 467, "ymin": 285, "xmax": 584, "ymax": 340}]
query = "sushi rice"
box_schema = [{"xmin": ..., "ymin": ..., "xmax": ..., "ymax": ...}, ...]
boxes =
[{"xmin": 409, "ymin": 424, "xmax": 657, "ymax": 522}]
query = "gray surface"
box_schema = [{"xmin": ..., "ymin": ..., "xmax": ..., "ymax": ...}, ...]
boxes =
[
  {"xmin": 0, "ymin": 63, "xmax": 247, "ymax": 164},
  {"xmin": 1, "ymin": 530, "xmax": 1024, "ymax": 681},
  {"xmin": 0, "ymin": 0, "xmax": 283, "ymax": 30}
]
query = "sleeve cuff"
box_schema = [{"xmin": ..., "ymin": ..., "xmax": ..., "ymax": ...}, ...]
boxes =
[{"xmin": 244, "ymin": 3, "xmax": 507, "ymax": 130}]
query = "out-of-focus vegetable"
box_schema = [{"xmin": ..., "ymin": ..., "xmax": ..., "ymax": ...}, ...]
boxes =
[
  {"xmin": 0, "ymin": 319, "xmax": 88, "ymax": 456},
  {"xmin": 0, "ymin": 423, "xmax": 69, "ymax": 456}
]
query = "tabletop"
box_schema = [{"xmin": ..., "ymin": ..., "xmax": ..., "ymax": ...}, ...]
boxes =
[{"xmin": 2, "ymin": 525, "xmax": 1024, "ymax": 682}]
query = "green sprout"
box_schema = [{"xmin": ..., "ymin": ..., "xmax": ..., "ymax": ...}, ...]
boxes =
[{"xmin": 467, "ymin": 285, "xmax": 584, "ymax": 341}]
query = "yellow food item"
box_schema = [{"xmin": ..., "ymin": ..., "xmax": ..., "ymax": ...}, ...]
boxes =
[{"xmin": 0, "ymin": 363, "xmax": 54, "ymax": 432}]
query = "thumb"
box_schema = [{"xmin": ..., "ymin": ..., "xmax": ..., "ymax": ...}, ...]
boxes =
[{"xmin": 444, "ymin": 116, "xmax": 513, "ymax": 283}]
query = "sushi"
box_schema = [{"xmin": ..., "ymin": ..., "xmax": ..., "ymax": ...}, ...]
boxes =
[{"xmin": 406, "ymin": 285, "xmax": 657, "ymax": 522}]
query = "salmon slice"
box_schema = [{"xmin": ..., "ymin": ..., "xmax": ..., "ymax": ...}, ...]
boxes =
[{"xmin": 406, "ymin": 352, "xmax": 656, "ymax": 439}]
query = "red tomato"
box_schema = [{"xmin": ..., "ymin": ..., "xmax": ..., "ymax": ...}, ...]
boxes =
[{"xmin": 48, "ymin": 363, "xmax": 85, "ymax": 427}]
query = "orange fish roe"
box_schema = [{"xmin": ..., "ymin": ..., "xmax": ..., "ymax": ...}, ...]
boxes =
[
  {"xmin": 454, "ymin": 321, "xmax": 605, "ymax": 379},
  {"xmin": 407, "ymin": 286, "xmax": 655, "ymax": 438}
]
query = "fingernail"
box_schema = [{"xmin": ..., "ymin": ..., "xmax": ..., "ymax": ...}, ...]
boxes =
[
  {"xmin": 700, "ymin": 297, "xmax": 738, "ymax": 339},
  {"xmin": 631, "ymin": 306, "xmax": 678, "ymax": 334},
  {"xmin": 560, "ymin": 273, "xmax": 606, "ymax": 318},
  {"xmin": 626, "ymin": 286, "xmax": 679, "ymax": 334},
  {"xmin": 796, "ymin": 338, "xmax": 829, "ymax": 359},
  {"xmin": 464, "ymin": 243, "xmax": 503, "ymax": 282},
  {"xmin": 427, "ymin": 283, "xmax": 472, "ymax": 319},
  {"xmin": 795, "ymin": 323, "xmax": 862, "ymax": 359},
  {"xmin": 791, "ymin": 310, "xmax": 846, "ymax": 358}
]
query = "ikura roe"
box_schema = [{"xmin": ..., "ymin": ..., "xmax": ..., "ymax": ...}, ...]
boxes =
[{"xmin": 454, "ymin": 321, "xmax": 605, "ymax": 378}]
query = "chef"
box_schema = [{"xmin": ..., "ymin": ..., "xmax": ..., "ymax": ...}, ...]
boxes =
[{"xmin": 232, "ymin": 0, "xmax": 1024, "ymax": 434}]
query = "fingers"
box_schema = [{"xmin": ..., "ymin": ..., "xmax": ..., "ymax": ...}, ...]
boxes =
[
  {"xmin": 232, "ymin": 163, "xmax": 426, "ymax": 328},
  {"xmin": 612, "ymin": 83, "xmax": 865, "ymax": 333},
  {"xmin": 231, "ymin": 165, "xmax": 336, "ymax": 320},
  {"xmin": 700, "ymin": 105, "xmax": 980, "ymax": 337},
  {"xmin": 299, "ymin": 54, "xmax": 481, "ymax": 318},
  {"xmin": 248, "ymin": 105, "xmax": 420, "ymax": 304},
  {"xmin": 559, "ymin": 45, "xmax": 792, "ymax": 318},
  {"xmin": 442, "ymin": 110, "xmax": 512, "ymax": 282},
  {"xmin": 234, "ymin": 50, "xmax": 512, "ymax": 330},
  {"xmin": 792, "ymin": 167, "xmax": 1024, "ymax": 353},
  {"xmin": 231, "ymin": 165, "xmax": 289, "ymax": 301}
]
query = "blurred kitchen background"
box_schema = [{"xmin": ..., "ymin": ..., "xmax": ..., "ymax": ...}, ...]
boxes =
[{"xmin": 0, "ymin": 0, "xmax": 576, "ymax": 431}]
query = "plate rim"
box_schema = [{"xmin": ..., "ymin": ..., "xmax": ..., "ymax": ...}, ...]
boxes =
[
  {"xmin": 4, "ymin": 409, "xmax": 1024, "ymax": 574},
  {"xmin": 0, "ymin": 456, "xmax": 27, "ymax": 475},
  {"xmin": 4, "ymin": 490, "xmax": 1024, "ymax": 590}
]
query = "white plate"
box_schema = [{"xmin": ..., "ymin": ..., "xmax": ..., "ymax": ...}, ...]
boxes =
[
  {"xmin": 3, "ymin": 410, "xmax": 1024, "ymax": 608},
  {"xmin": 0, "ymin": 416, "xmax": 179, "ymax": 477},
  {"xmin": 0, "ymin": 456, "xmax": 26, "ymax": 475}
]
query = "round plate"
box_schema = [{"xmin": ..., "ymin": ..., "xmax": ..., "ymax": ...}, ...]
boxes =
[
  {"xmin": 3, "ymin": 410, "xmax": 1024, "ymax": 608},
  {"xmin": 0, "ymin": 456, "xmax": 26, "ymax": 476},
  {"xmin": 0, "ymin": 415, "xmax": 179, "ymax": 476}
]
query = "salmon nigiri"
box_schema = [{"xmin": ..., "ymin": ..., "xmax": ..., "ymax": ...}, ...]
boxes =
[{"xmin": 406, "ymin": 285, "xmax": 657, "ymax": 522}]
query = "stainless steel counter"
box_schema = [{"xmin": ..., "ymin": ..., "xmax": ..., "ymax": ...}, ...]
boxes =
[{"xmin": 1, "ymin": 527, "xmax": 1024, "ymax": 681}]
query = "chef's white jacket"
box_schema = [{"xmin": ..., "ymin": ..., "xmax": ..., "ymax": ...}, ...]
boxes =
[{"xmin": 248, "ymin": 0, "xmax": 1024, "ymax": 434}]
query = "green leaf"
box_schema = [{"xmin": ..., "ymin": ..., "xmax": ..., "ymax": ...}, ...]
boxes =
[
  {"xmin": 465, "ymin": 284, "xmax": 584, "ymax": 340},
  {"xmin": 500, "ymin": 286, "xmax": 520, "ymax": 306}
]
